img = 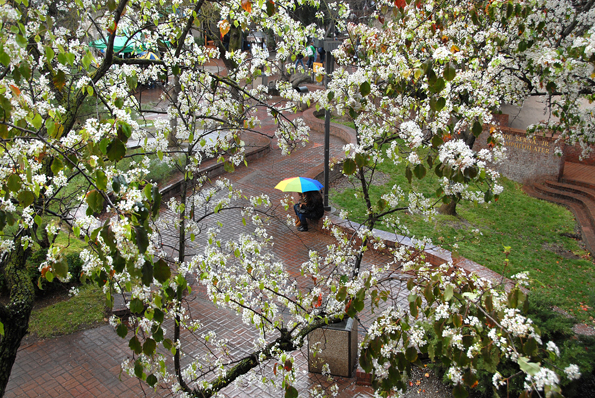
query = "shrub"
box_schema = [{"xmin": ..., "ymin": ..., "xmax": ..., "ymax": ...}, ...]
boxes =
[{"xmin": 0, "ymin": 248, "xmax": 84, "ymax": 297}]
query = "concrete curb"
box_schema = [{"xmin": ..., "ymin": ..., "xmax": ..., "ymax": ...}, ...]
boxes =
[{"xmin": 158, "ymin": 131, "xmax": 271, "ymax": 200}]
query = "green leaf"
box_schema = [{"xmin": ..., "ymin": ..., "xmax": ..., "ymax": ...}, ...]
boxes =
[
  {"xmin": 18, "ymin": 190, "xmax": 35, "ymax": 208},
  {"xmin": 107, "ymin": 138, "xmax": 126, "ymax": 162},
  {"xmin": 54, "ymin": 259, "xmax": 68, "ymax": 279},
  {"xmin": 116, "ymin": 323, "xmax": 128, "ymax": 338},
  {"xmin": 135, "ymin": 226, "xmax": 149, "ymax": 254},
  {"xmin": 431, "ymin": 78, "xmax": 446, "ymax": 93},
  {"xmin": 410, "ymin": 301, "xmax": 418, "ymax": 317},
  {"xmin": 444, "ymin": 284, "xmax": 454, "ymax": 301},
  {"xmin": 484, "ymin": 189, "xmax": 493, "ymax": 203},
  {"xmin": 453, "ymin": 314, "xmax": 462, "ymax": 328},
  {"xmin": 134, "ymin": 360, "xmax": 143, "ymax": 378},
  {"xmin": 7, "ymin": 174, "xmax": 22, "ymax": 192},
  {"xmin": 154, "ymin": 259, "xmax": 171, "ymax": 283},
  {"xmin": 405, "ymin": 166, "xmax": 412, "ymax": 183},
  {"xmin": 0, "ymin": 52, "xmax": 10, "ymax": 67},
  {"xmin": 112, "ymin": 175, "xmax": 122, "ymax": 194},
  {"xmin": 95, "ymin": 170, "xmax": 107, "ymax": 190},
  {"xmin": 86, "ymin": 190, "xmax": 104, "ymax": 213},
  {"xmin": 354, "ymin": 153, "xmax": 365, "ymax": 168},
  {"xmin": 266, "ymin": 0, "xmax": 276, "ymax": 16},
  {"xmin": 151, "ymin": 187, "xmax": 162, "ymax": 217},
  {"xmin": 0, "ymin": 321, "xmax": 4, "ymax": 336},
  {"xmin": 146, "ymin": 374, "xmax": 158, "ymax": 387},
  {"xmin": 82, "ymin": 52, "xmax": 92, "ymax": 70},
  {"xmin": 443, "ymin": 63, "xmax": 456, "ymax": 81},
  {"xmin": 463, "ymin": 371, "xmax": 477, "ymax": 387},
  {"xmin": 32, "ymin": 114, "xmax": 43, "ymax": 130},
  {"xmin": 405, "ymin": 346, "xmax": 418, "ymax": 362},
  {"xmin": 413, "ymin": 164, "xmax": 426, "ymax": 179},
  {"xmin": 360, "ymin": 350, "xmax": 372, "ymax": 372},
  {"xmin": 327, "ymin": 91, "xmax": 335, "ymax": 101},
  {"xmin": 51, "ymin": 158, "xmax": 63, "ymax": 175},
  {"xmin": 285, "ymin": 385, "xmax": 298, "ymax": 398},
  {"xmin": 15, "ymin": 34, "xmax": 27, "ymax": 48},
  {"xmin": 143, "ymin": 338, "xmax": 156, "ymax": 356},
  {"xmin": 224, "ymin": 161, "xmax": 235, "ymax": 173},
  {"xmin": 518, "ymin": 357, "xmax": 540, "ymax": 376},
  {"xmin": 99, "ymin": 138, "xmax": 109, "ymax": 155},
  {"xmin": 129, "ymin": 336, "xmax": 142, "ymax": 354},
  {"xmin": 336, "ymin": 286, "xmax": 347, "ymax": 302},
  {"xmin": 453, "ymin": 384, "xmax": 468, "ymax": 398},
  {"xmin": 427, "ymin": 66, "xmax": 437, "ymax": 85},
  {"xmin": 523, "ymin": 338, "xmax": 537, "ymax": 356},
  {"xmin": 485, "ymin": 294, "xmax": 493, "ymax": 312},
  {"xmin": 432, "ymin": 135, "xmax": 444, "ymax": 148},
  {"xmin": 343, "ymin": 158, "xmax": 356, "ymax": 175},
  {"xmin": 472, "ymin": 121, "xmax": 483, "ymax": 137},
  {"xmin": 142, "ymin": 261, "xmax": 153, "ymax": 287},
  {"xmin": 423, "ymin": 284, "xmax": 434, "ymax": 303},
  {"xmin": 359, "ymin": 81, "xmax": 371, "ymax": 96},
  {"xmin": 130, "ymin": 298, "xmax": 144, "ymax": 314},
  {"xmin": 53, "ymin": 70, "xmax": 66, "ymax": 91},
  {"xmin": 126, "ymin": 74, "xmax": 138, "ymax": 90},
  {"xmin": 45, "ymin": 271, "xmax": 54, "ymax": 282}
]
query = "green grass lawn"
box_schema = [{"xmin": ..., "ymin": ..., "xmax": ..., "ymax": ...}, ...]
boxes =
[
  {"xmin": 28, "ymin": 284, "xmax": 107, "ymax": 339},
  {"xmin": 331, "ymin": 165, "xmax": 595, "ymax": 323}
]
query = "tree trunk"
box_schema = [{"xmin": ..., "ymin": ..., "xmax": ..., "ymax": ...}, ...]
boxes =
[
  {"xmin": 438, "ymin": 198, "xmax": 457, "ymax": 216},
  {"xmin": 0, "ymin": 237, "xmax": 34, "ymax": 395}
]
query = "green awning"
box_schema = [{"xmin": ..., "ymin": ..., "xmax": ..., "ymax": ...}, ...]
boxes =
[{"xmin": 89, "ymin": 36, "xmax": 143, "ymax": 54}]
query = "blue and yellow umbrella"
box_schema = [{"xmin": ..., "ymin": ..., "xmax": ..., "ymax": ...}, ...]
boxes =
[{"xmin": 274, "ymin": 177, "xmax": 323, "ymax": 193}]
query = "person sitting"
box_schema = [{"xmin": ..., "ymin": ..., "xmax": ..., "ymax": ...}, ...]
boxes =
[{"xmin": 293, "ymin": 190, "xmax": 324, "ymax": 232}]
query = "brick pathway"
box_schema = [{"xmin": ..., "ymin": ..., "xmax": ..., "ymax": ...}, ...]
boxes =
[{"xmin": 5, "ymin": 106, "xmax": 386, "ymax": 397}]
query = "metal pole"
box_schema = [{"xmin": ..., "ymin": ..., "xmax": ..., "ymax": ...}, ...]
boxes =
[{"xmin": 323, "ymin": 50, "xmax": 334, "ymax": 211}]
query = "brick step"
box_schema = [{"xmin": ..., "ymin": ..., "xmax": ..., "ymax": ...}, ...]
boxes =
[
  {"xmin": 560, "ymin": 176, "xmax": 595, "ymax": 191},
  {"xmin": 532, "ymin": 182, "xmax": 595, "ymax": 228},
  {"xmin": 523, "ymin": 184, "xmax": 595, "ymax": 256},
  {"xmin": 544, "ymin": 179, "xmax": 595, "ymax": 202}
]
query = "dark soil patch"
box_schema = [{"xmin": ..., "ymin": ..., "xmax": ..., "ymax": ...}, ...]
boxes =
[{"xmin": 542, "ymin": 242, "xmax": 581, "ymax": 260}]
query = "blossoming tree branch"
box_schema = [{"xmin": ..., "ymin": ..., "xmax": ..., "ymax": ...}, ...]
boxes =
[{"xmin": 0, "ymin": 0, "xmax": 591, "ymax": 396}]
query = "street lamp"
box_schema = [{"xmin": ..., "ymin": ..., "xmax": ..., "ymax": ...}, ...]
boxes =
[{"xmin": 314, "ymin": 39, "xmax": 342, "ymax": 212}]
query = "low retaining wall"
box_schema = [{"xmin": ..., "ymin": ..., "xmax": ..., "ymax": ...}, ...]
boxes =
[
  {"xmin": 322, "ymin": 213, "xmax": 516, "ymax": 290},
  {"xmin": 159, "ymin": 132, "xmax": 271, "ymax": 200}
]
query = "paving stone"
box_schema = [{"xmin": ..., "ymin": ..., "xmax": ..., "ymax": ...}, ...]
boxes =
[{"xmin": 3, "ymin": 88, "xmax": 473, "ymax": 398}]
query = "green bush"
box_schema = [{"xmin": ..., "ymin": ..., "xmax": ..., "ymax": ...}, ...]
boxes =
[
  {"xmin": 438, "ymin": 292, "xmax": 595, "ymax": 397},
  {"xmin": 0, "ymin": 249, "xmax": 83, "ymax": 296}
]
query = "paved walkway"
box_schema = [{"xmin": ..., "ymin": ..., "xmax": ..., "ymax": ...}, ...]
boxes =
[{"xmin": 5, "ymin": 105, "xmax": 390, "ymax": 397}]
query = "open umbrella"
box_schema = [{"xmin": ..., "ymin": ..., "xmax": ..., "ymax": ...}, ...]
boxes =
[
  {"xmin": 140, "ymin": 51, "xmax": 160, "ymax": 60},
  {"xmin": 274, "ymin": 177, "xmax": 323, "ymax": 193}
]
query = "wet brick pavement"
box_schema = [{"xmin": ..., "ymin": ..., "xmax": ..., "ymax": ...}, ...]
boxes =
[{"xmin": 5, "ymin": 104, "xmax": 386, "ymax": 397}]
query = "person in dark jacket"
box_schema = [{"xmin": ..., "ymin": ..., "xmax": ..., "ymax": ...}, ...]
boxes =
[{"xmin": 293, "ymin": 190, "xmax": 324, "ymax": 232}]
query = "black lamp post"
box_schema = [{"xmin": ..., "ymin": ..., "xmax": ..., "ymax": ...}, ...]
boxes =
[{"xmin": 314, "ymin": 39, "xmax": 342, "ymax": 211}]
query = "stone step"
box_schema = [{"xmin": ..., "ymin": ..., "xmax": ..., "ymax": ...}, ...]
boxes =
[{"xmin": 523, "ymin": 184, "xmax": 595, "ymax": 256}]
